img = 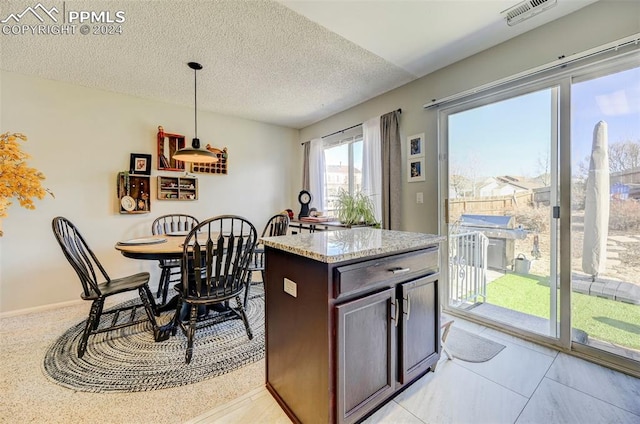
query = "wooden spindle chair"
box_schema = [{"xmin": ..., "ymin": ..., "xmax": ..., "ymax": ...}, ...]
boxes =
[
  {"xmin": 151, "ymin": 214, "xmax": 199, "ymax": 305},
  {"xmin": 244, "ymin": 213, "xmax": 289, "ymax": 307},
  {"xmin": 51, "ymin": 217, "xmax": 162, "ymax": 358},
  {"xmin": 172, "ymin": 215, "xmax": 258, "ymax": 364}
]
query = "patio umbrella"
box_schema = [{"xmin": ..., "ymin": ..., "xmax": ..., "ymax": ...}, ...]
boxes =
[{"xmin": 582, "ymin": 121, "xmax": 610, "ymax": 280}]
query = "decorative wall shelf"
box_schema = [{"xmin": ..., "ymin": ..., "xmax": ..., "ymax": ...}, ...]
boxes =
[
  {"xmin": 117, "ymin": 172, "xmax": 150, "ymax": 214},
  {"xmin": 157, "ymin": 176, "xmax": 198, "ymax": 200},
  {"xmin": 157, "ymin": 126, "xmax": 186, "ymax": 172},
  {"xmin": 192, "ymin": 146, "xmax": 228, "ymax": 175}
]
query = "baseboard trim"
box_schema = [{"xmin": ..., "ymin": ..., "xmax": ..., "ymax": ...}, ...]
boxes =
[{"xmin": 0, "ymin": 298, "xmax": 84, "ymax": 319}]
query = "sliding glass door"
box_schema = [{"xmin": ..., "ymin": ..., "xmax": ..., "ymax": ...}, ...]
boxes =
[
  {"xmin": 570, "ymin": 66, "xmax": 640, "ymax": 362},
  {"xmin": 439, "ymin": 50, "xmax": 640, "ymax": 372},
  {"xmin": 443, "ymin": 86, "xmax": 560, "ymax": 339}
]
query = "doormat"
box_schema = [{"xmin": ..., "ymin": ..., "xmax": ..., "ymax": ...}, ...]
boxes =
[
  {"xmin": 42, "ymin": 288, "xmax": 265, "ymax": 393},
  {"xmin": 445, "ymin": 327, "xmax": 506, "ymax": 363}
]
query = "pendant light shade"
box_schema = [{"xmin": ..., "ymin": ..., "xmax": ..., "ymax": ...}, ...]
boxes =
[{"xmin": 172, "ymin": 62, "xmax": 219, "ymax": 164}]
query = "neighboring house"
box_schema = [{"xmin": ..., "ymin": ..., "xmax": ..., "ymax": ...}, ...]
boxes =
[
  {"xmin": 325, "ymin": 164, "xmax": 361, "ymax": 188},
  {"xmin": 325, "ymin": 164, "xmax": 362, "ymax": 211},
  {"xmin": 477, "ymin": 176, "xmax": 546, "ymax": 198},
  {"xmin": 610, "ymin": 167, "xmax": 640, "ymax": 200}
]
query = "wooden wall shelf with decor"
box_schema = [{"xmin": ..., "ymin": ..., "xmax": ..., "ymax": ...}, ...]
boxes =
[
  {"xmin": 192, "ymin": 146, "xmax": 228, "ymax": 175},
  {"xmin": 157, "ymin": 176, "xmax": 198, "ymax": 200},
  {"xmin": 157, "ymin": 126, "xmax": 186, "ymax": 171},
  {"xmin": 117, "ymin": 172, "xmax": 151, "ymax": 214}
]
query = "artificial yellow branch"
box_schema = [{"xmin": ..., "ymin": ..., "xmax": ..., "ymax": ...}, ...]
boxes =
[{"xmin": 0, "ymin": 132, "xmax": 53, "ymax": 223}]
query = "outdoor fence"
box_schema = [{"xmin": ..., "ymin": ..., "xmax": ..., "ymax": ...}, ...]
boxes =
[{"xmin": 449, "ymin": 191, "xmax": 534, "ymax": 220}]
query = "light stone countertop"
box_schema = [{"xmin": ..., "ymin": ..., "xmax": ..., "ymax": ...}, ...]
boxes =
[{"xmin": 261, "ymin": 227, "xmax": 445, "ymax": 264}]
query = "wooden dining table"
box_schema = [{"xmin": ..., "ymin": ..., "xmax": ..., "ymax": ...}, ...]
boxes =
[
  {"xmin": 115, "ymin": 232, "xmax": 215, "ymax": 304},
  {"xmin": 115, "ymin": 232, "xmax": 227, "ymax": 341},
  {"xmin": 115, "ymin": 234, "xmax": 189, "ymax": 260},
  {"xmin": 115, "ymin": 231, "xmax": 221, "ymax": 261}
]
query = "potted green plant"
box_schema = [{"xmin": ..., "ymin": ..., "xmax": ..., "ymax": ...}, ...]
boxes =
[{"xmin": 335, "ymin": 189, "xmax": 379, "ymax": 227}]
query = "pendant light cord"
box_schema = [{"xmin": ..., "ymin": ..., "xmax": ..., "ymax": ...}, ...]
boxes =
[{"xmin": 193, "ymin": 66, "xmax": 198, "ymax": 140}]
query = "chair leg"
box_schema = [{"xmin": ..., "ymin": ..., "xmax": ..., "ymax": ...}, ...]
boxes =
[
  {"xmin": 141, "ymin": 284, "xmax": 160, "ymax": 317},
  {"xmin": 235, "ymin": 296, "xmax": 253, "ymax": 340},
  {"xmin": 141, "ymin": 284, "xmax": 176, "ymax": 342},
  {"xmin": 161, "ymin": 271, "xmax": 173, "ymax": 305},
  {"xmin": 92, "ymin": 300, "xmax": 104, "ymax": 330},
  {"xmin": 79, "ymin": 299, "xmax": 103, "ymax": 358},
  {"xmin": 185, "ymin": 305, "xmax": 198, "ymax": 364},
  {"xmin": 243, "ymin": 270, "xmax": 253, "ymax": 308},
  {"xmin": 156, "ymin": 266, "xmax": 168, "ymax": 299},
  {"xmin": 171, "ymin": 296, "xmax": 183, "ymax": 336}
]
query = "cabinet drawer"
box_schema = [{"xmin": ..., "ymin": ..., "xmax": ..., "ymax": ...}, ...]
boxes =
[{"xmin": 335, "ymin": 247, "xmax": 438, "ymax": 298}]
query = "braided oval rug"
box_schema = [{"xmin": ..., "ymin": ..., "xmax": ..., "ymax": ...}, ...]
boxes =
[{"xmin": 42, "ymin": 289, "xmax": 265, "ymax": 393}]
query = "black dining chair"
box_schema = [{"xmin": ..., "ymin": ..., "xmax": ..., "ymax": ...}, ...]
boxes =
[
  {"xmin": 244, "ymin": 213, "xmax": 289, "ymax": 307},
  {"xmin": 173, "ymin": 215, "xmax": 258, "ymax": 364},
  {"xmin": 151, "ymin": 214, "xmax": 199, "ymax": 305},
  {"xmin": 51, "ymin": 217, "xmax": 162, "ymax": 358}
]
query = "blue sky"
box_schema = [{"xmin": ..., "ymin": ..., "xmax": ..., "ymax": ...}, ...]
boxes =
[
  {"xmin": 572, "ymin": 66, "xmax": 640, "ymax": 169},
  {"xmin": 324, "ymin": 139, "xmax": 363, "ymax": 168},
  {"xmin": 449, "ymin": 90, "xmax": 552, "ymax": 178},
  {"xmin": 449, "ymin": 66, "xmax": 640, "ymax": 179}
]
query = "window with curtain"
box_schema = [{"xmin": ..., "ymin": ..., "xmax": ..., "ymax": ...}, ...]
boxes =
[
  {"xmin": 307, "ymin": 115, "xmax": 387, "ymax": 223},
  {"xmin": 323, "ymin": 132, "xmax": 363, "ymax": 215}
]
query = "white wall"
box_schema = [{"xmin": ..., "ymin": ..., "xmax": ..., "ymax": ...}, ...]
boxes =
[
  {"xmin": 0, "ymin": 71, "xmax": 298, "ymax": 312},
  {"xmin": 298, "ymin": 0, "xmax": 640, "ymax": 233}
]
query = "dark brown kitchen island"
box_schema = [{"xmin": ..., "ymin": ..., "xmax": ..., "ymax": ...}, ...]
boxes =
[{"xmin": 261, "ymin": 228, "xmax": 445, "ymax": 424}]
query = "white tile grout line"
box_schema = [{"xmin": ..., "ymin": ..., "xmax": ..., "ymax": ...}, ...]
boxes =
[
  {"xmin": 444, "ymin": 329, "xmax": 550, "ymax": 400},
  {"xmin": 512, "ymin": 352, "xmax": 559, "ymax": 423},
  {"xmin": 542, "ymin": 357, "xmax": 640, "ymax": 418}
]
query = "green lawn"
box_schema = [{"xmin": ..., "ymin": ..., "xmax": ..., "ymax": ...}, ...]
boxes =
[{"xmin": 486, "ymin": 273, "xmax": 640, "ymax": 350}]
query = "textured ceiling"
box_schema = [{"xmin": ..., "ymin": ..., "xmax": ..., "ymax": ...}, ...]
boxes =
[{"xmin": 0, "ymin": 0, "xmax": 596, "ymax": 129}]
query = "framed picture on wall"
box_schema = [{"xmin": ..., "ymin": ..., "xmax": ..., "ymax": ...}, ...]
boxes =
[
  {"xmin": 130, "ymin": 153, "xmax": 152, "ymax": 175},
  {"xmin": 407, "ymin": 133, "xmax": 425, "ymax": 159},
  {"xmin": 407, "ymin": 158, "xmax": 426, "ymax": 182}
]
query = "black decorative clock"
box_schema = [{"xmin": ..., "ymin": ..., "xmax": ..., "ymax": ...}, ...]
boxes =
[{"xmin": 298, "ymin": 190, "xmax": 312, "ymax": 219}]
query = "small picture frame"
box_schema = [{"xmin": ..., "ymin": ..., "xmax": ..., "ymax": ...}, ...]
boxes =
[
  {"xmin": 407, "ymin": 133, "xmax": 425, "ymax": 159},
  {"xmin": 130, "ymin": 153, "xmax": 152, "ymax": 175},
  {"xmin": 407, "ymin": 158, "xmax": 426, "ymax": 182}
]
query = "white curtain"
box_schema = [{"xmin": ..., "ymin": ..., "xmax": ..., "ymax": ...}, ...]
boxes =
[
  {"xmin": 362, "ymin": 115, "xmax": 382, "ymax": 223},
  {"xmin": 309, "ymin": 137, "xmax": 326, "ymax": 211}
]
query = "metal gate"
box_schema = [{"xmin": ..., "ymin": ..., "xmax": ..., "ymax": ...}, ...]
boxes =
[{"xmin": 449, "ymin": 231, "xmax": 489, "ymax": 306}]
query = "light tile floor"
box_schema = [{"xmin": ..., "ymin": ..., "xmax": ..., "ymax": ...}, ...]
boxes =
[{"xmin": 187, "ymin": 318, "xmax": 640, "ymax": 424}]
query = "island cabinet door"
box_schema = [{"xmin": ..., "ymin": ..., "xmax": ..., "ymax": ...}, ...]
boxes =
[
  {"xmin": 336, "ymin": 287, "xmax": 397, "ymax": 424},
  {"xmin": 399, "ymin": 273, "xmax": 440, "ymax": 384}
]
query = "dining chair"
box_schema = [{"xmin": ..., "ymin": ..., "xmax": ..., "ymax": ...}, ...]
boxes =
[
  {"xmin": 51, "ymin": 217, "xmax": 162, "ymax": 358},
  {"xmin": 244, "ymin": 213, "xmax": 289, "ymax": 307},
  {"xmin": 151, "ymin": 214, "xmax": 199, "ymax": 305},
  {"xmin": 173, "ymin": 215, "xmax": 258, "ymax": 364}
]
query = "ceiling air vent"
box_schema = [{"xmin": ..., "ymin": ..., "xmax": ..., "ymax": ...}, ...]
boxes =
[{"xmin": 501, "ymin": 0, "xmax": 558, "ymax": 26}]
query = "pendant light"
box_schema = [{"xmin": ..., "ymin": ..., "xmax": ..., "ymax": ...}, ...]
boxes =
[{"xmin": 172, "ymin": 62, "xmax": 219, "ymax": 163}]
